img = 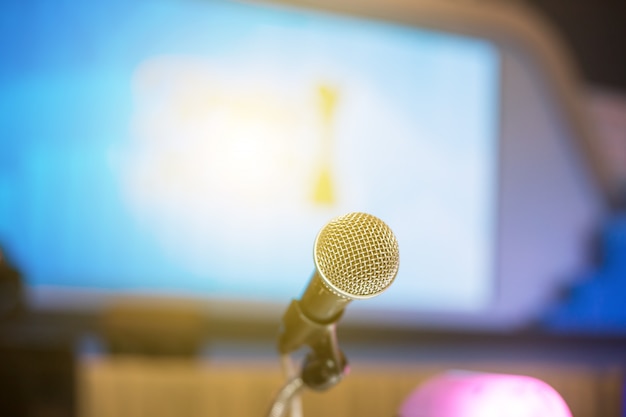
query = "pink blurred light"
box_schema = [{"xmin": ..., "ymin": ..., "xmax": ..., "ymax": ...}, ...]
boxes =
[{"xmin": 399, "ymin": 372, "xmax": 572, "ymax": 417}]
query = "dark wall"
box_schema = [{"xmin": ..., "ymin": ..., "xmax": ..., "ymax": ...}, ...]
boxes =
[{"xmin": 528, "ymin": 0, "xmax": 626, "ymax": 92}]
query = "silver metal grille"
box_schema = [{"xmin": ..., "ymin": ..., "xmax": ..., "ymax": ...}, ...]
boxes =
[{"xmin": 314, "ymin": 212, "xmax": 399, "ymax": 299}]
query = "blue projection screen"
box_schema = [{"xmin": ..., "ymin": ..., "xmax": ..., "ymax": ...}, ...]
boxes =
[{"xmin": 0, "ymin": 0, "xmax": 499, "ymax": 313}]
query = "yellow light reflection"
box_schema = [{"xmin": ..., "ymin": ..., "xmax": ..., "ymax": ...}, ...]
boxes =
[{"xmin": 312, "ymin": 84, "xmax": 339, "ymax": 205}]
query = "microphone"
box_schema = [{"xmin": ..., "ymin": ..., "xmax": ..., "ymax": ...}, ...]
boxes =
[{"xmin": 278, "ymin": 212, "xmax": 399, "ymax": 354}]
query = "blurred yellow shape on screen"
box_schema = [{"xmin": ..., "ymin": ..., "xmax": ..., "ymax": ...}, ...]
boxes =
[{"xmin": 312, "ymin": 84, "xmax": 339, "ymax": 205}]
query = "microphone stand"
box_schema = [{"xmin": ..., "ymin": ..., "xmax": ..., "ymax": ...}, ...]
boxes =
[
  {"xmin": 300, "ymin": 324, "xmax": 348, "ymax": 391},
  {"xmin": 267, "ymin": 301, "xmax": 350, "ymax": 417}
]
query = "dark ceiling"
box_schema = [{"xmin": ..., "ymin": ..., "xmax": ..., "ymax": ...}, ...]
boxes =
[{"xmin": 527, "ymin": 0, "xmax": 626, "ymax": 93}]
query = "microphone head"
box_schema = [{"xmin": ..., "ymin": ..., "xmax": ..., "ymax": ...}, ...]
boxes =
[{"xmin": 314, "ymin": 212, "xmax": 399, "ymax": 300}]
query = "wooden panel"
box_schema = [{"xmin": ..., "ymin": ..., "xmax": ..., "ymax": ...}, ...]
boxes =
[{"xmin": 78, "ymin": 357, "xmax": 623, "ymax": 417}]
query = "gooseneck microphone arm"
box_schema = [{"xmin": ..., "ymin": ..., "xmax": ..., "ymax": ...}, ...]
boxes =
[{"xmin": 266, "ymin": 376, "xmax": 305, "ymax": 417}]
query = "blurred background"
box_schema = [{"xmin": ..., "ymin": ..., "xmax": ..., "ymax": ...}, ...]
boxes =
[{"xmin": 0, "ymin": 0, "xmax": 625, "ymax": 416}]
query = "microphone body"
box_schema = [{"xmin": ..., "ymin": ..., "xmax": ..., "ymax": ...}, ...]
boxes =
[
  {"xmin": 299, "ymin": 270, "xmax": 351, "ymax": 323},
  {"xmin": 278, "ymin": 212, "xmax": 399, "ymax": 354}
]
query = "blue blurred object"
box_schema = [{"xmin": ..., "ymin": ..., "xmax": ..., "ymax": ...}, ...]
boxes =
[{"xmin": 543, "ymin": 212, "xmax": 626, "ymax": 333}]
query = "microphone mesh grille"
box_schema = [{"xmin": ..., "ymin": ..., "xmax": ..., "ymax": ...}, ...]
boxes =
[{"xmin": 314, "ymin": 212, "xmax": 399, "ymax": 299}]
